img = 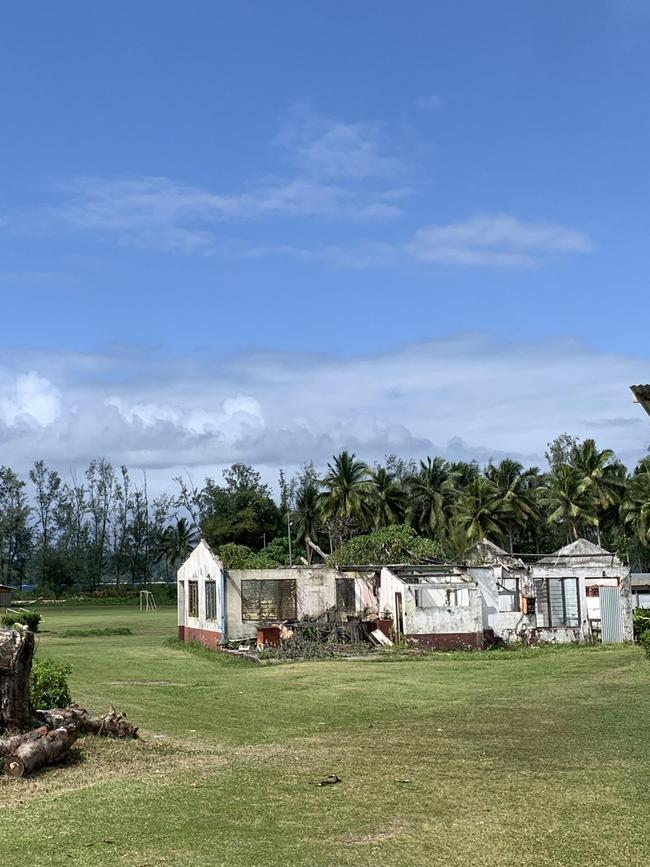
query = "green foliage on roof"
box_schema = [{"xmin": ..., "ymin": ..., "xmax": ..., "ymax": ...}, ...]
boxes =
[{"xmin": 328, "ymin": 524, "xmax": 446, "ymax": 567}]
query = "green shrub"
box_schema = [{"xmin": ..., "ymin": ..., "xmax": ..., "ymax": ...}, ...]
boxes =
[
  {"xmin": 30, "ymin": 657, "xmax": 72, "ymax": 709},
  {"xmin": 633, "ymin": 608, "xmax": 650, "ymax": 641},
  {"xmin": 640, "ymin": 630, "xmax": 650, "ymax": 660},
  {"xmin": 1, "ymin": 610, "xmax": 42, "ymax": 632}
]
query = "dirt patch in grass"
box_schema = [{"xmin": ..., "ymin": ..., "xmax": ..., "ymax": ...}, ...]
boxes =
[{"xmin": 59, "ymin": 627, "xmax": 133, "ymax": 638}]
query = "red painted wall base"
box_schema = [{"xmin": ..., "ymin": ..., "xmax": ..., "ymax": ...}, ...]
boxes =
[
  {"xmin": 405, "ymin": 632, "xmax": 482, "ymax": 650},
  {"xmin": 178, "ymin": 625, "xmax": 222, "ymax": 649}
]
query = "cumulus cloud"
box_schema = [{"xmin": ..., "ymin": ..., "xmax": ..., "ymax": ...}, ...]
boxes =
[
  {"xmin": 0, "ymin": 370, "xmax": 62, "ymax": 428},
  {"xmin": 0, "ymin": 337, "xmax": 647, "ymax": 491}
]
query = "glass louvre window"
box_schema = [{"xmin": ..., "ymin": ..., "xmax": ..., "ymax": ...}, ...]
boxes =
[
  {"xmin": 498, "ymin": 578, "xmax": 520, "ymax": 612},
  {"xmin": 548, "ymin": 577, "xmax": 579, "ymax": 627},
  {"xmin": 188, "ymin": 581, "xmax": 199, "ymax": 618},
  {"xmin": 205, "ymin": 581, "xmax": 218, "ymax": 621}
]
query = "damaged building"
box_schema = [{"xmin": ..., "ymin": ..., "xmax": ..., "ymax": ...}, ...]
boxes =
[
  {"xmin": 177, "ymin": 539, "xmax": 376, "ymax": 649},
  {"xmin": 177, "ymin": 537, "xmax": 633, "ymax": 652}
]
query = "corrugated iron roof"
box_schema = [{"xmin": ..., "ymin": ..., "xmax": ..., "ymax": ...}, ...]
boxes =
[{"xmin": 631, "ymin": 384, "xmax": 650, "ymax": 417}]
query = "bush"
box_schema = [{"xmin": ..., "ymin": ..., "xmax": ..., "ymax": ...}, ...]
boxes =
[
  {"xmin": 640, "ymin": 630, "xmax": 650, "ymax": 660},
  {"xmin": 1, "ymin": 610, "xmax": 42, "ymax": 632},
  {"xmin": 30, "ymin": 657, "xmax": 72, "ymax": 709},
  {"xmin": 633, "ymin": 608, "xmax": 650, "ymax": 641}
]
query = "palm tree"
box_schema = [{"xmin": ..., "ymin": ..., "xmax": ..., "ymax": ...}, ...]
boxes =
[
  {"xmin": 369, "ymin": 467, "xmax": 406, "ymax": 529},
  {"xmin": 621, "ymin": 457, "xmax": 650, "ymax": 546},
  {"xmin": 485, "ymin": 459, "xmax": 539, "ymax": 552},
  {"xmin": 542, "ymin": 465, "xmax": 597, "ymax": 542},
  {"xmin": 158, "ymin": 517, "xmax": 199, "ymax": 576},
  {"xmin": 572, "ymin": 439, "xmax": 625, "ymax": 545},
  {"xmin": 452, "ymin": 476, "xmax": 503, "ymax": 546},
  {"xmin": 293, "ymin": 481, "xmax": 322, "ymax": 563},
  {"xmin": 319, "ymin": 451, "xmax": 371, "ymax": 546},
  {"xmin": 406, "ymin": 457, "xmax": 455, "ymax": 539}
]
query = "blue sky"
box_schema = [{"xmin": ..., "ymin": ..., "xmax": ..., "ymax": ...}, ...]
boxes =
[{"xmin": 0, "ymin": 1, "xmax": 649, "ymax": 482}]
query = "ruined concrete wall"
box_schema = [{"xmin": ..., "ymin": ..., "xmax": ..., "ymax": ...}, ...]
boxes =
[
  {"xmin": 380, "ymin": 567, "xmax": 483, "ymax": 645},
  {"xmin": 469, "ymin": 566, "xmax": 536, "ymax": 642},
  {"xmin": 177, "ymin": 540, "xmax": 224, "ymax": 638},
  {"xmin": 531, "ymin": 561, "xmax": 632, "ymax": 643},
  {"xmin": 225, "ymin": 567, "xmax": 341, "ymax": 642}
]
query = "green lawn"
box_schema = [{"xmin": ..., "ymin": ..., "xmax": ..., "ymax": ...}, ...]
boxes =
[{"xmin": 1, "ymin": 605, "xmax": 649, "ymax": 866}]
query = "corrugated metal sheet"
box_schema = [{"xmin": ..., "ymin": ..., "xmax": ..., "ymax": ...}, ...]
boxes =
[{"xmin": 600, "ymin": 586, "xmax": 624, "ymax": 643}]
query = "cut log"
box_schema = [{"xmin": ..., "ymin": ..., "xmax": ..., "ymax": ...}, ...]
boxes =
[
  {"xmin": 0, "ymin": 725, "xmax": 49, "ymax": 757},
  {"xmin": 0, "ymin": 626, "xmax": 35, "ymax": 734},
  {"xmin": 36, "ymin": 703, "xmax": 138, "ymax": 739},
  {"xmin": 4, "ymin": 725, "xmax": 77, "ymax": 778}
]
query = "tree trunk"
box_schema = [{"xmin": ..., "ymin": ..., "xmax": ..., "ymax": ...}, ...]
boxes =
[
  {"xmin": 0, "ymin": 626, "xmax": 35, "ymax": 733},
  {"xmin": 4, "ymin": 725, "xmax": 77, "ymax": 778},
  {"xmin": 0, "ymin": 725, "xmax": 48, "ymax": 757},
  {"xmin": 36, "ymin": 704, "xmax": 138, "ymax": 739}
]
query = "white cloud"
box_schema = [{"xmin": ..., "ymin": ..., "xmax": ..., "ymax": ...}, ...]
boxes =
[
  {"xmin": 0, "ymin": 370, "xmax": 62, "ymax": 428},
  {"xmin": 248, "ymin": 213, "xmax": 592, "ymax": 269},
  {"xmin": 275, "ymin": 109, "xmax": 405, "ymax": 179},
  {"xmin": 407, "ymin": 214, "xmax": 592, "ymax": 266},
  {"xmin": 0, "ymin": 337, "xmax": 647, "ymax": 490},
  {"xmin": 45, "ymin": 110, "xmax": 408, "ymax": 251}
]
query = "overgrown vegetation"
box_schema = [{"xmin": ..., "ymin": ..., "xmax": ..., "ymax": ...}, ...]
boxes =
[
  {"xmin": 1, "ymin": 609, "xmax": 42, "ymax": 632},
  {"xmin": 30, "ymin": 657, "xmax": 72, "ymax": 709},
  {"xmin": 633, "ymin": 607, "xmax": 650, "ymax": 640}
]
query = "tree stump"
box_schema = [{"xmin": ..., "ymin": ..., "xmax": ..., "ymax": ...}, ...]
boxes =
[{"xmin": 0, "ymin": 626, "xmax": 35, "ymax": 734}]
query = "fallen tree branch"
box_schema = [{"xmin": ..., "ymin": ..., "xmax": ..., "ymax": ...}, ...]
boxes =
[
  {"xmin": 4, "ymin": 726, "xmax": 77, "ymax": 778},
  {"xmin": 36, "ymin": 704, "xmax": 139, "ymax": 739},
  {"xmin": 0, "ymin": 725, "xmax": 49, "ymax": 757}
]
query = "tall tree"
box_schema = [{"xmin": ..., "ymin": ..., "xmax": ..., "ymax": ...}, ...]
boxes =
[
  {"xmin": 542, "ymin": 464, "xmax": 598, "ymax": 542},
  {"xmin": 486, "ymin": 459, "xmax": 539, "ymax": 552},
  {"xmin": 621, "ymin": 457, "xmax": 650, "ymax": 548},
  {"xmin": 29, "ymin": 460, "xmax": 62, "ymax": 583},
  {"xmin": 319, "ymin": 452, "xmax": 371, "ymax": 546},
  {"xmin": 158, "ymin": 517, "xmax": 199, "ymax": 576},
  {"xmin": 406, "ymin": 457, "xmax": 455, "ymax": 539},
  {"xmin": 369, "ymin": 467, "xmax": 406, "ymax": 529},
  {"xmin": 572, "ymin": 439, "xmax": 625, "ymax": 545},
  {"xmin": 0, "ymin": 467, "xmax": 31, "ymax": 588},
  {"xmin": 452, "ymin": 476, "xmax": 504, "ymax": 546}
]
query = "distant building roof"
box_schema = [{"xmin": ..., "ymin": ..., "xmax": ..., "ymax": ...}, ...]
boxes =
[
  {"xmin": 631, "ymin": 384, "xmax": 650, "ymax": 418},
  {"xmin": 537, "ymin": 538, "xmax": 622, "ymax": 567},
  {"xmin": 631, "ymin": 573, "xmax": 650, "ymax": 587}
]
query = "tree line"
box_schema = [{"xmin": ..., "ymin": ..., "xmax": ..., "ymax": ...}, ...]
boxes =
[{"xmin": 1, "ymin": 434, "xmax": 649, "ymax": 594}]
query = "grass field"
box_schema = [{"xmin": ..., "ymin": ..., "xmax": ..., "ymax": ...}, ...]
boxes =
[{"xmin": 1, "ymin": 605, "xmax": 649, "ymax": 866}]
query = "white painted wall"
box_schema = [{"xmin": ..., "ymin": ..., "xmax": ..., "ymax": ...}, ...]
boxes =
[
  {"xmin": 177, "ymin": 540, "xmax": 224, "ymax": 633},
  {"xmin": 469, "ymin": 565, "xmax": 536, "ymax": 640}
]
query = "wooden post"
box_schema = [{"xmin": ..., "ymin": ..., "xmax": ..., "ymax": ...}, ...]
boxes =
[{"xmin": 0, "ymin": 626, "xmax": 35, "ymax": 733}]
